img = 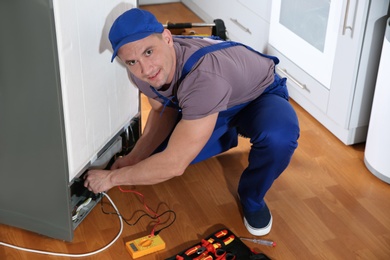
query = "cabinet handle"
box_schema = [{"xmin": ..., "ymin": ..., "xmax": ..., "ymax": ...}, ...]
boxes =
[
  {"xmin": 342, "ymin": 0, "xmax": 358, "ymax": 37},
  {"xmin": 276, "ymin": 67, "xmax": 311, "ymax": 93},
  {"xmin": 230, "ymin": 18, "xmax": 251, "ymax": 34}
]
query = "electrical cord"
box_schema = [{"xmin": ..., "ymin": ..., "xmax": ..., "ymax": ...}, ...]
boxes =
[
  {"xmin": 117, "ymin": 185, "xmax": 176, "ymax": 235},
  {"xmin": 72, "ymin": 197, "xmax": 92, "ymax": 221},
  {"xmin": 100, "ymin": 186, "xmax": 177, "ymax": 236},
  {"xmin": 101, "ymin": 198, "xmax": 176, "ymax": 235},
  {"xmin": 0, "ymin": 192, "xmax": 123, "ymax": 258}
]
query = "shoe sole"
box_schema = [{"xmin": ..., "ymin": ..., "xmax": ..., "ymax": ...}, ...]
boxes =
[{"xmin": 244, "ymin": 214, "xmax": 273, "ymax": 236}]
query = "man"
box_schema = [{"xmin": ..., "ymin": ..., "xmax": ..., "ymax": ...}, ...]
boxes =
[{"xmin": 84, "ymin": 8, "xmax": 300, "ymax": 236}]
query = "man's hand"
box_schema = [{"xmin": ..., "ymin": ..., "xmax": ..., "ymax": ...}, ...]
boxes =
[
  {"xmin": 111, "ymin": 155, "xmax": 139, "ymax": 170},
  {"xmin": 84, "ymin": 169, "xmax": 113, "ymax": 194}
]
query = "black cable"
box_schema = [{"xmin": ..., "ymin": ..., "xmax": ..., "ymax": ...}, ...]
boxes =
[
  {"xmin": 153, "ymin": 210, "xmax": 177, "ymax": 235},
  {"xmin": 100, "ymin": 196, "xmax": 176, "ymax": 235}
]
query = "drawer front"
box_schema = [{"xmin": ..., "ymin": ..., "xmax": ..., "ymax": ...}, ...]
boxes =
[
  {"xmin": 223, "ymin": 1, "xmax": 270, "ymax": 52},
  {"xmin": 268, "ymin": 45, "xmax": 329, "ymax": 113},
  {"xmin": 235, "ymin": 0, "xmax": 272, "ymax": 22},
  {"xmin": 184, "ymin": 0, "xmax": 270, "ymax": 52}
]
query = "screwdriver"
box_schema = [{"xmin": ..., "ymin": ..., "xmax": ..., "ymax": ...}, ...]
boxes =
[{"xmin": 239, "ymin": 237, "xmax": 276, "ymax": 247}]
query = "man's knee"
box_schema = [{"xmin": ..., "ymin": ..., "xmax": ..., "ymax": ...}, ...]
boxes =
[
  {"xmin": 262, "ymin": 126, "xmax": 299, "ymax": 153},
  {"xmin": 248, "ymin": 124, "xmax": 299, "ymax": 174}
]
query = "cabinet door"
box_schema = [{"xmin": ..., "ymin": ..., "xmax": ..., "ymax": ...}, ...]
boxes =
[
  {"xmin": 183, "ymin": 0, "xmax": 271, "ymax": 52},
  {"xmin": 269, "ymin": 0, "xmax": 344, "ymax": 89},
  {"xmin": 224, "ymin": 0, "xmax": 271, "ymax": 52}
]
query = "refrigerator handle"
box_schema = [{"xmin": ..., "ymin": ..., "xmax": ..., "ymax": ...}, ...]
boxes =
[{"xmin": 342, "ymin": 0, "xmax": 359, "ymax": 38}]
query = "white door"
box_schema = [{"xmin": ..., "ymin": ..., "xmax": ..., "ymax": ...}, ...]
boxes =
[{"xmin": 269, "ymin": 0, "xmax": 344, "ymax": 89}]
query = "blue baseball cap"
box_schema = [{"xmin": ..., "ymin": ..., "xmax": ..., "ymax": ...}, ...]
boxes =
[{"xmin": 109, "ymin": 8, "xmax": 164, "ymax": 62}]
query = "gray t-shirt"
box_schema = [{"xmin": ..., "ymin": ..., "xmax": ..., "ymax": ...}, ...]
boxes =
[{"xmin": 131, "ymin": 37, "xmax": 275, "ymax": 120}]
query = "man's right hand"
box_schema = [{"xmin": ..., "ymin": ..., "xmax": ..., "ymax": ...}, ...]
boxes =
[{"xmin": 111, "ymin": 155, "xmax": 138, "ymax": 170}]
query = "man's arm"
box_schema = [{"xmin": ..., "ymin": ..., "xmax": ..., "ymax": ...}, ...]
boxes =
[
  {"xmin": 84, "ymin": 102, "xmax": 218, "ymax": 193},
  {"xmin": 111, "ymin": 97, "xmax": 179, "ymax": 168}
]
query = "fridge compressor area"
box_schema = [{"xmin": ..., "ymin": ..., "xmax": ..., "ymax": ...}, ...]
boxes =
[{"xmin": 69, "ymin": 116, "xmax": 141, "ymax": 229}]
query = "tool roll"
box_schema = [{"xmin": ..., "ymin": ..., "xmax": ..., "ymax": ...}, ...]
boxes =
[{"xmin": 165, "ymin": 228, "xmax": 271, "ymax": 260}]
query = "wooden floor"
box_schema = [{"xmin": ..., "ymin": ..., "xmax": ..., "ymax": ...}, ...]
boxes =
[{"xmin": 1, "ymin": 3, "xmax": 390, "ymax": 260}]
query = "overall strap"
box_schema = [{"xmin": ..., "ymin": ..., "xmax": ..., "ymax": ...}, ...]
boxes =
[
  {"xmin": 180, "ymin": 40, "xmax": 279, "ymax": 83},
  {"xmin": 150, "ymin": 38, "xmax": 280, "ymax": 113},
  {"xmin": 150, "ymin": 86, "xmax": 180, "ymax": 112}
]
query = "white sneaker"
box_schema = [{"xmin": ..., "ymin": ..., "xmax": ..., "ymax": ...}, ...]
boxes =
[{"xmin": 244, "ymin": 213, "xmax": 272, "ymax": 236}]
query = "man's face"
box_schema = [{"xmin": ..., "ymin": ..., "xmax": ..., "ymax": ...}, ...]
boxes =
[{"xmin": 117, "ymin": 30, "xmax": 176, "ymax": 88}]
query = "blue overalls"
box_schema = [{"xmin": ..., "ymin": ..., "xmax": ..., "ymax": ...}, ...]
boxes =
[{"xmin": 151, "ymin": 39, "xmax": 300, "ymax": 213}]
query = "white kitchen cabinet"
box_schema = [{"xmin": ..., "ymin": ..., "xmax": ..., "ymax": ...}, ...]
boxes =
[
  {"xmin": 0, "ymin": 0, "xmax": 139, "ymax": 241},
  {"xmin": 182, "ymin": 0, "xmax": 272, "ymax": 52},
  {"xmin": 270, "ymin": 0, "xmax": 343, "ymax": 89},
  {"xmin": 268, "ymin": 0, "xmax": 390, "ymax": 145}
]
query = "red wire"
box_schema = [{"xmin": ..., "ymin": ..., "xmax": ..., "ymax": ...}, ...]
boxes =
[{"xmin": 117, "ymin": 186, "xmax": 161, "ymax": 236}]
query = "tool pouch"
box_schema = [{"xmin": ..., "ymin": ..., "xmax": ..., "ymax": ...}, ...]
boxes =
[{"xmin": 165, "ymin": 228, "xmax": 271, "ymax": 260}]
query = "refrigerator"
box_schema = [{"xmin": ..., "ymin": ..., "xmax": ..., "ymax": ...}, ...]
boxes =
[
  {"xmin": 365, "ymin": 18, "xmax": 390, "ymax": 184},
  {"xmin": 0, "ymin": 0, "xmax": 139, "ymax": 241}
]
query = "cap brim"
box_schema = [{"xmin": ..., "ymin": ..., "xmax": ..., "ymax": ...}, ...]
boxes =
[{"xmin": 111, "ymin": 31, "xmax": 160, "ymax": 62}]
